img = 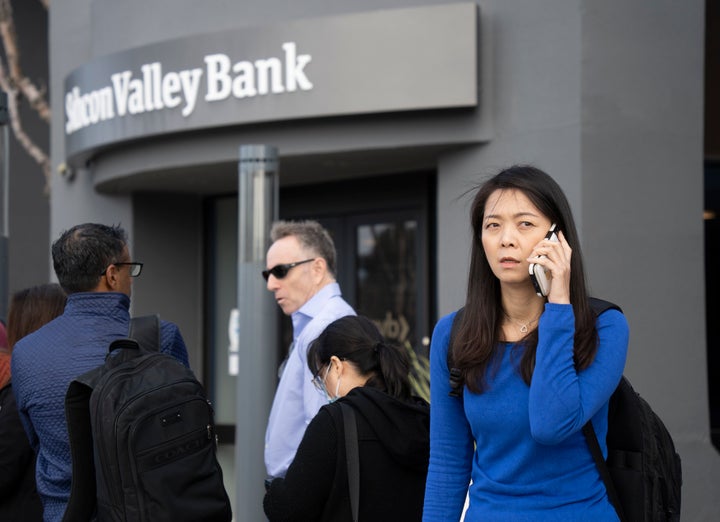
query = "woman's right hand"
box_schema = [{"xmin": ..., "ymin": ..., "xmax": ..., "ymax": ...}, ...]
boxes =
[{"xmin": 527, "ymin": 231, "xmax": 572, "ymax": 303}]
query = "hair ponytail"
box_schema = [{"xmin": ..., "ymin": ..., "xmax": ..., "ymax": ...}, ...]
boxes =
[
  {"xmin": 307, "ymin": 315, "xmax": 413, "ymax": 400},
  {"xmin": 366, "ymin": 339, "xmax": 412, "ymax": 400}
]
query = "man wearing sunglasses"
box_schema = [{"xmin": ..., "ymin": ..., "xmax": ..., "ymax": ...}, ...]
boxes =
[
  {"xmin": 264, "ymin": 220, "xmax": 356, "ymax": 481},
  {"xmin": 11, "ymin": 223, "xmax": 189, "ymax": 522}
]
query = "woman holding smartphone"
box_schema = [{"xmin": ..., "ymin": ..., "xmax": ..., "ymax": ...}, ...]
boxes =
[{"xmin": 422, "ymin": 165, "xmax": 629, "ymax": 521}]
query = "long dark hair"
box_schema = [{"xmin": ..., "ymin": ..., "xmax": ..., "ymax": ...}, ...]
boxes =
[
  {"xmin": 453, "ymin": 165, "xmax": 597, "ymax": 393},
  {"xmin": 308, "ymin": 315, "xmax": 413, "ymax": 400},
  {"xmin": 7, "ymin": 283, "xmax": 67, "ymax": 349}
]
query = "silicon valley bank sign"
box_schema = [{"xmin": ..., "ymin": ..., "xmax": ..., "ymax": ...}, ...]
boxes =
[
  {"xmin": 63, "ymin": 3, "xmax": 478, "ymax": 162},
  {"xmin": 66, "ymin": 42, "xmax": 313, "ymax": 133}
]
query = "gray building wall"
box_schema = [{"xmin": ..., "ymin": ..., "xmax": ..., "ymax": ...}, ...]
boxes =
[
  {"xmin": 48, "ymin": 0, "xmax": 719, "ymax": 519},
  {"xmin": 581, "ymin": 2, "xmax": 714, "ymax": 516}
]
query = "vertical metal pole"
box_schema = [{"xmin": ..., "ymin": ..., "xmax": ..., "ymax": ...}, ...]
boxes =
[
  {"xmin": 0, "ymin": 91, "xmax": 9, "ymax": 323},
  {"xmin": 235, "ymin": 145, "xmax": 278, "ymax": 522}
]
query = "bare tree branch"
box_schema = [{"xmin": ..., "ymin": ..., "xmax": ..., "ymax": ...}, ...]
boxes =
[
  {"xmin": 0, "ymin": 0, "xmax": 52, "ymax": 193},
  {"xmin": 0, "ymin": 61, "xmax": 51, "ymax": 193},
  {"xmin": 0, "ymin": 0, "xmax": 50, "ymax": 123}
]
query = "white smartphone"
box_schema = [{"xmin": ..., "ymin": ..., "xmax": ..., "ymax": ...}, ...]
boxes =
[{"xmin": 529, "ymin": 224, "xmax": 559, "ymax": 297}]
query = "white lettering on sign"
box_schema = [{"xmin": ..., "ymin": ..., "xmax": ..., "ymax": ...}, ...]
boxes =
[
  {"xmin": 65, "ymin": 42, "xmax": 313, "ymax": 135},
  {"xmin": 205, "ymin": 42, "xmax": 312, "ymax": 102}
]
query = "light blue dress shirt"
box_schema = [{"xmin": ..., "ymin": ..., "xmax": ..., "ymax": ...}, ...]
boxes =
[{"xmin": 264, "ymin": 282, "xmax": 355, "ymax": 478}]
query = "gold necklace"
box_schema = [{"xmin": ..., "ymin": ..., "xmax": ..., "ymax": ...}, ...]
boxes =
[{"xmin": 504, "ymin": 313, "xmax": 539, "ymax": 334}]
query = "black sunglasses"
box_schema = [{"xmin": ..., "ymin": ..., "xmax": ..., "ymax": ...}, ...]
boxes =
[{"xmin": 262, "ymin": 258, "xmax": 315, "ymax": 281}]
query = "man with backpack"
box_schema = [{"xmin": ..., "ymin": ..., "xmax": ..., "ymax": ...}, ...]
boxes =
[{"xmin": 11, "ymin": 223, "xmax": 189, "ymax": 522}]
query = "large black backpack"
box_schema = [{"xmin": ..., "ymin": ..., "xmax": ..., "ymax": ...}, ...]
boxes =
[
  {"xmin": 583, "ymin": 298, "xmax": 682, "ymax": 522},
  {"xmin": 63, "ymin": 315, "xmax": 232, "ymax": 522},
  {"xmin": 447, "ymin": 299, "xmax": 682, "ymax": 522}
]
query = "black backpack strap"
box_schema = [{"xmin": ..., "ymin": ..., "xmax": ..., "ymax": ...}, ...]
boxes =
[
  {"xmin": 447, "ymin": 307, "xmax": 465, "ymax": 398},
  {"xmin": 340, "ymin": 403, "xmax": 359, "ymax": 522},
  {"xmin": 588, "ymin": 297, "xmax": 622, "ymax": 316},
  {"xmin": 63, "ymin": 379, "xmax": 98, "ymax": 522},
  {"xmin": 129, "ymin": 314, "xmax": 161, "ymax": 352},
  {"xmin": 583, "ymin": 297, "xmax": 626, "ymax": 522},
  {"xmin": 582, "ymin": 421, "xmax": 627, "ymax": 522}
]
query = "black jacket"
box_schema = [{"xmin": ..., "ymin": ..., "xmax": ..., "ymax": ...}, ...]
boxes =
[
  {"xmin": 0, "ymin": 382, "xmax": 43, "ymax": 521},
  {"xmin": 264, "ymin": 386, "xmax": 430, "ymax": 522}
]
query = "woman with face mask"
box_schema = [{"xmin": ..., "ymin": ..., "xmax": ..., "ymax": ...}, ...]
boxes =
[{"xmin": 263, "ymin": 315, "xmax": 430, "ymax": 522}]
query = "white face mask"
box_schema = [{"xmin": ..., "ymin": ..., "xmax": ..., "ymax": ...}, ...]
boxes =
[{"xmin": 327, "ymin": 377, "xmax": 341, "ymax": 403}]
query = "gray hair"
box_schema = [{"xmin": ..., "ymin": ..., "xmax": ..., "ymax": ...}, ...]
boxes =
[{"xmin": 270, "ymin": 220, "xmax": 337, "ymax": 276}]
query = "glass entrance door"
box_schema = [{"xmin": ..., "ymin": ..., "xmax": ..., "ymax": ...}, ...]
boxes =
[
  {"xmin": 279, "ymin": 172, "xmax": 434, "ymax": 362},
  {"xmin": 355, "ymin": 217, "xmax": 423, "ymax": 349}
]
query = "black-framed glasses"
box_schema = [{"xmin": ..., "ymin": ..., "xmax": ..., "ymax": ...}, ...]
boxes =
[
  {"xmin": 100, "ymin": 262, "xmax": 143, "ymax": 277},
  {"xmin": 262, "ymin": 258, "xmax": 315, "ymax": 282}
]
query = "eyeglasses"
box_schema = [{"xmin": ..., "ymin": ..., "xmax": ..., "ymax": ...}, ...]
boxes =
[
  {"xmin": 100, "ymin": 262, "xmax": 144, "ymax": 277},
  {"xmin": 311, "ymin": 364, "xmax": 331, "ymax": 392},
  {"xmin": 262, "ymin": 258, "xmax": 315, "ymax": 282}
]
